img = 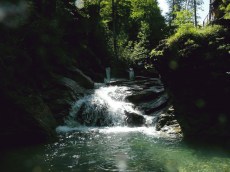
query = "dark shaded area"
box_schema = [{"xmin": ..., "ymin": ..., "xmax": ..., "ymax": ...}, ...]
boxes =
[
  {"xmin": 0, "ymin": 0, "xmax": 111, "ymax": 148},
  {"xmin": 153, "ymin": 25, "xmax": 230, "ymax": 143}
]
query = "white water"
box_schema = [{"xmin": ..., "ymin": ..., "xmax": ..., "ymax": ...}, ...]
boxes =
[{"xmin": 60, "ymin": 83, "xmax": 159, "ymax": 134}]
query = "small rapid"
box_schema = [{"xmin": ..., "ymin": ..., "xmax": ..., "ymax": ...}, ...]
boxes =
[{"xmin": 60, "ymin": 80, "xmax": 159, "ymax": 130}]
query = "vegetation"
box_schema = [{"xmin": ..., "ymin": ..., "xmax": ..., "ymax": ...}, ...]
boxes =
[
  {"xmin": 0, "ymin": 0, "xmax": 112, "ymax": 147},
  {"xmin": 85, "ymin": 0, "xmax": 166, "ymax": 71},
  {"xmin": 0, "ymin": 0, "xmax": 166, "ymax": 147},
  {"xmin": 166, "ymin": 0, "xmax": 203, "ymax": 28},
  {"xmin": 220, "ymin": 0, "xmax": 230, "ymax": 19}
]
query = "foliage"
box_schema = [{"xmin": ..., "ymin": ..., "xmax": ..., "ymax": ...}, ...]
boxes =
[
  {"xmin": 87, "ymin": 0, "xmax": 166, "ymax": 69},
  {"xmin": 151, "ymin": 24, "xmax": 229, "ymax": 81},
  {"xmin": 167, "ymin": 25, "xmax": 224, "ymax": 46},
  {"xmin": 219, "ymin": 0, "xmax": 230, "ymax": 19},
  {"xmin": 166, "ymin": 0, "xmax": 203, "ymax": 27},
  {"xmin": 172, "ymin": 10, "xmax": 193, "ymax": 28}
]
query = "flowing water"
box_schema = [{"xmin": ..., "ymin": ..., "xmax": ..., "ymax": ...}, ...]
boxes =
[{"xmin": 1, "ymin": 80, "xmax": 230, "ymax": 172}]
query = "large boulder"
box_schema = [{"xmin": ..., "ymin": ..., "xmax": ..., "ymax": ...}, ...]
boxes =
[
  {"xmin": 139, "ymin": 94, "xmax": 168, "ymax": 115},
  {"xmin": 124, "ymin": 111, "xmax": 145, "ymax": 127},
  {"xmin": 0, "ymin": 72, "xmax": 93, "ymax": 148},
  {"xmin": 155, "ymin": 106, "xmax": 182, "ymax": 137},
  {"xmin": 153, "ymin": 25, "xmax": 230, "ymax": 142},
  {"xmin": 126, "ymin": 86, "xmax": 164, "ymax": 104},
  {"xmin": 67, "ymin": 67, "xmax": 94, "ymax": 89},
  {"xmin": 73, "ymin": 102, "xmax": 112, "ymax": 127},
  {"xmin": 43, "ymin": 76, "xmax": 86, "ymax": 124}
]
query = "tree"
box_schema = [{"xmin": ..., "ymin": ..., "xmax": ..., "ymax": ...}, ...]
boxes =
[
  {"xmin": 172, "ymin": 9, "xmax": 193, "ymax": 27},
  {"xmin": 185, "ymin": 0, "xmax": 203, "ymax": 26},
  {"xmin": 82, "ymin": 0, "xmax": 166, "ymax": 68},
  {"xmin": 166, "ymin": 0, "xmax": 185, "ymax": 26},
  {"xmin": 112, "ymin": 0, "xmax": 118, "ymax": 59},
  {"xmin": 219, "ymin": 0, "xmax": 230, "ymax": 19},
  {"xmin": 193, "ymin": 0, "xmax": 197, "ymax": 27},
  {"xmin": 167, "ymin": 0, "xmax": 203, "ymax": 28}
]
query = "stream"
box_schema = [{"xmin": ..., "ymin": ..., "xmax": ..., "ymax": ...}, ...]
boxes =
[{"xmin": 1, "ymin": 78, "xmax": 230, "ymax": 172}]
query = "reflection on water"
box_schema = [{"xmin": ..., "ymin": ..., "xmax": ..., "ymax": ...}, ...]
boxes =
[{"xmin": 1, "ymin": 127, "xmax": 230, "ymax": 172}]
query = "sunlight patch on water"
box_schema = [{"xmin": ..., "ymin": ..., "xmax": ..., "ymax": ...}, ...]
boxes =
[
  {"xmin": 97, "ymin": 126, "xmax": 159, "ymax": 136},
  {"xmin": 56, "ymin": 125, "xmax": 177, "ymax": 140}
]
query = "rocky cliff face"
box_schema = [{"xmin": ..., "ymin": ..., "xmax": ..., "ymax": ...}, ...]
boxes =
[
  {"xmin": 153, "ymin": 26, "xmax": 230, "ymax": 142},
  {"xmin": 0, "ymin": 67, "xmax": 94, "ymax": 148},
  {"xmin": 0, "ymin": 1, "xmax": 108, "ymax": 148}
]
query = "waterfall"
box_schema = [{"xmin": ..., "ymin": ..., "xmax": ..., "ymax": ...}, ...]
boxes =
[
  {"xmin": 60, "ymin": 76, "xmax": 171, "ymax": 131},
  {"xmin": 64, "ymin": 83, "xmax": 156, "ymax": 128}
]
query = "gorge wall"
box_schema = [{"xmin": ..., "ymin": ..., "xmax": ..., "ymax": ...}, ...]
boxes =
[
  {"xmin": 0, "ymin": 1, "xmax": 110, "ymax": 148},
  {"xmin": 153, "ymin": 25, "xmax": 230, "ymax": 143}
]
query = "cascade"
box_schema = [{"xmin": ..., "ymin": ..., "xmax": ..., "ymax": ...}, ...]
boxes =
[{"xmin": 65, "ymin": 82, "xmax": 157, "ymax": 128}]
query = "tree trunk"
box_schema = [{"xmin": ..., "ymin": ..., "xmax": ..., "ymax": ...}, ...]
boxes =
[
  {"xmin": 194, "ymin": 0, "xmax": 197, "ymax": 27},
  {"xmin": 172, "ymin": 0, "xmax": 176, "ymax": 20},
  {"xmin": 169, "ymin": 0, "xmax": 176, "ymax": 27},
  {"xmin": 112, "ymin": 0, "xmax": 118, "ymax": 59}
]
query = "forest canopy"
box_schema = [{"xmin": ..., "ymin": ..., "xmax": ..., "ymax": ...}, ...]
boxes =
[{"xmin": 75, "ymin": 0, "xmax": 166, "ymax": 67}]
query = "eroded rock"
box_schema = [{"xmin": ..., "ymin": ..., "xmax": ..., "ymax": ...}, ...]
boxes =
[
  {"xmin": 124, "ymin": 110, "xmax": 145, "ymax": 127},
  {"xmin": 67, "ymin": 67, "xmax": 94, "ymax": 89},
  {"xmin": 156, "ymin": 106, "xmax": 182, "ymax": 136}
]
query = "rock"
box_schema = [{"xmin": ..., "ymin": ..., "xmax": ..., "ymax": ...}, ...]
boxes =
[
  {"xmin": 124, "ymin": 111, "xmax": 145, "ymax": 127},
  {"xmin": 155, "ymin": 107, "xmax": 179, "ymax": 132},
  {"xmin": 156, "ymin": 113, "xmax": 182, "ymax": 136},
  {"xmin": 67, "ymin": 67, "xmax": 94, "ymax": 89},
  {"xmin": 0, "ymin": 90, "xmax": 57, "ymax": 148},
  {"xmin": 167, "ymin": 106, "xmax": 174, "ymax": 113},
  {"xmin": 43, "ymin": 76, "xmax": 86, "ymax": 124},
  {"xmin": 72, "ymin": 102, "xmax": 113, "ymax": 127},
  {"xmin": 126, "ymin": 86, "xmax": 164, "ymax": 104},
  {"xmin": 126, "ymin": 91, "xmax": 158, "ymax": 104},
  {"xmin": 139, "ymin": 94, "xmax": 168, "ymax": 115},
  {"xmin": 154, "ymin": 26, "xmax": 230, "ymax": 142}
]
